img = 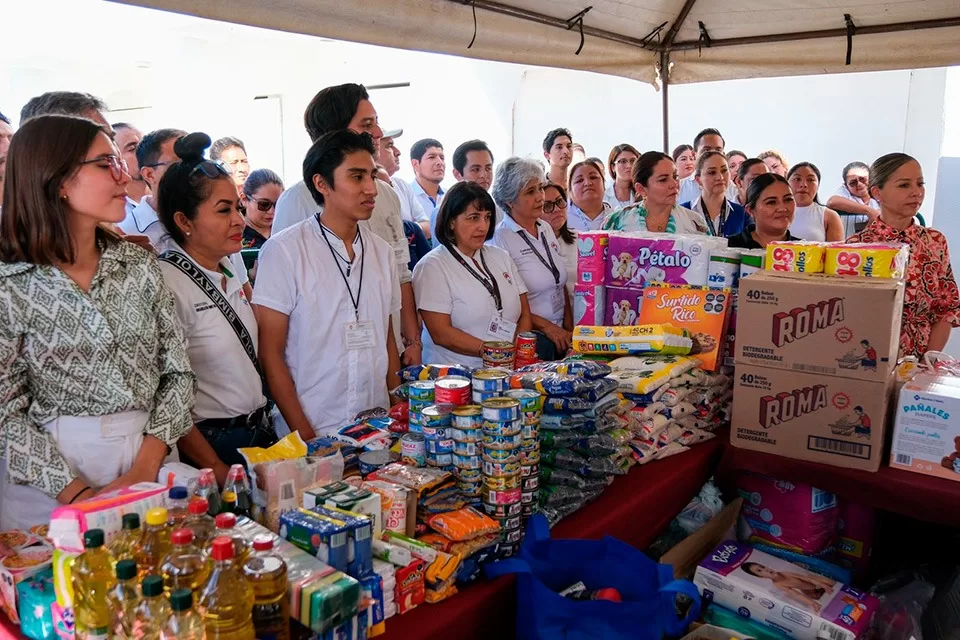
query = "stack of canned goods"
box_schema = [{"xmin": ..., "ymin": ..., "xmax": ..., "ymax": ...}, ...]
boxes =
[
  {"xmin": 421, "ymin": 404, "xmax": 454, "ymax": 470},
  {"xmin": 471, "ymin": 368, "xmax": 511, "ymax": 405},
  {"xmin": 451, "ymin": 405, "xmax": 483, "ymax": 505},
  {"xmin": 407, "ymin": 380, "xmax": 435, "ymax": 433},
  {"xmin": 506, "ymin": 389, "xmax": 542, "ymax": 521},
  {"xmin": 480, "ymin": 397, "xmax": 523, "ymax": 556}
]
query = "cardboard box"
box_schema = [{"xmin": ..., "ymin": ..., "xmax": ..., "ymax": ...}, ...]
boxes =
[
  {"xmin": 662, "ymin": 498, "xmax": 743, "ymax": 580},
  {"xmin": 731, "ymin": 364, "xmax": 893, "ymax": 471},
  {"xmin": 638, "ymin": 283, "xmax": 732, "ymax": 372},
  {"xmin": 736, "ymin": 272, "xmax": 904, "ymax": 383},
  {"xmin": 889, "ymin": 373, "xmax": 960, "ymax": 481}
]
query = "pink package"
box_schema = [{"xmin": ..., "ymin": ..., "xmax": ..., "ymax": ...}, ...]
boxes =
[
  {"xmin": 603, "ymin": 286, "xmax": 645, "ymax": 326},
  {"xmin": 573, "ymin": 284, "xmax": 605, "ymax": 325},
  {"xmin": 576, "ymin": 231, "xmax": 608, "ymax": 285},
  {"xmin": 836, "ymin": 500, "xmax": 874, "ymax": 576},
  {"xmin": 606, "ymin": 233, "xmax": 727, "ymax": 288},
  {"xmin": 736, "ymin": 472, "xmax": 838, "ymax": 555},
  {"xmin": 49, "ymin": 481, "xmax": 169, "ymax": 551}
]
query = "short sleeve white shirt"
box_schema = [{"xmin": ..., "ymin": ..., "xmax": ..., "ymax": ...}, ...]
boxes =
[
  {"xmin": 392, "ymin": 178, "xmax": 429, "ymax": 224},
  {"xmin": 253, "ymin": 217, "xmax": 401, "ymax": 437},
  {"xmin": 491, "ymin": 217, "xmax": 568, "ymax": 326},
  {"xmin": 412, "ymin": 245, "xmax": 527, "ymax": 368},
  {"xmin": 566, "ymin": 202, "xmax": 613, "ymax": 232},
  {"xmin": 833, "ymin": 185, "xmax": 880, "ymax": 210},
  {"xmin": 677, "ymin": 176, "xmax": 701, "ymax": 206},
  {"xmin": 159, "ymin": 249, "xmax": 264, "ymax": 421}
]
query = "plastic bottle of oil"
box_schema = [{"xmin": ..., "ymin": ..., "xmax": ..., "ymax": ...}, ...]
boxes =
[
  {"xmin": 205, "ymin": 513, "xmax": 250, "ymax": 563},
  {"xmin": 198, "ymin": 537, "xmax": 255, "ymax": 640},
  {"xmin": 109, "ymin": 513, "xmax": 142, "ymax": 568},
  {"xmin": 166, "ymin": 486, "xmax": 191, "ymax": 528},
  {"xmin": 241, "ymin": 535, "xmax": 290, "ymax": 640},
  {"xmin": 136, "ymin": 508, "xmax": 172, "ymax": 578},
  {"xmin": 160, "ymin": 588, "xmax": 205, "ymax": 640},
  {"xmin": 160, "ymin": 529, "xmax": 212, "ymax": 595},
  {"xmin": 107, "ymin": 558, "xmax": 141, "ymax": 638},
  {"xmin": 182, "ymin": 498, "xmax": 216, "ymax": 548},
  {"xmin": 220, "ymin": 465, "xmax": 253, "ymax": 518},
  {"xmin": 194, "ymin": 469, "xmax": 221, "ymax": 517},
  {"xmin": 133, "ymin": 575, "xmax": 171, "ymax": 639},
  {"xmin": 72, "ymin": 529, "xmax": 116, "ymax": 639}
]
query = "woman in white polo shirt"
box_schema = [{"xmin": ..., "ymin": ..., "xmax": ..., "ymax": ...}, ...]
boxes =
[
  {"xmin": 413, "ymin": 182, "xmax": 531, "ymax": 367},
  {"xmin": 156, "ymin": 133, "xmax": 276, "ymax": 477},
  {"xmin": 492, "ymin": 157, "xmax": 572, "ymax": 360}
]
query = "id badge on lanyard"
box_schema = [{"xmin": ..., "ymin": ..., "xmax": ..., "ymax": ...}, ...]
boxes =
[
  {"xmin": 487, "ymin": 314, "xmax": 518, "ymax": 341},
  {"xmin": 345, "ymin": 321, "xmax": 377, "ymax": 350},
  {"xmin": 550, "ymin": 288, "xmax": 565, "ymax": 317}
]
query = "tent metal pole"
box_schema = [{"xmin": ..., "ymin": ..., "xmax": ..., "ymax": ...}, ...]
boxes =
[{"xmin": 661, "ymin": 49, "xmax": 670, "ymax": 153}]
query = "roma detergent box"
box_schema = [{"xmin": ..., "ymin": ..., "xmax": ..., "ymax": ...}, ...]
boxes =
[
  {"xmin": 889, "ymin": 373, "xmax": 960, "ymax": 482},
  {"xmin": 694, "ymin": 540, "xmax": 877, "ymax": 640},
  {"xmin": 638, "ymin": 283, "xmax": 732, "ymax": 371},
  {"xmin": 736, "ymin": 272, "xmax": 903, "ymax": 384},
  {"xmin": 731, "ymin": 364, "xmax": 892, "ymax": 471},
  {"xmin": 605, "ymin": 232, "xmax": 728, "ymax": 288}
]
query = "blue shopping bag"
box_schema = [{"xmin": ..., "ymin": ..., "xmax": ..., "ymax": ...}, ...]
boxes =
[{"xmin": 486, "ymin": 515, "xmax": 700, "ymax": 640}]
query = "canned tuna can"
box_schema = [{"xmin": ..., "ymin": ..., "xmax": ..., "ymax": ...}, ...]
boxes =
[
  {"xmin": 481, "ymin": 487, "xmax": 521, "ymax": 505},
  {"xmin": 358, "ymin": 450, "xmax": 399, "ymax": 476},
  {"xmin": 521, "ymin": 423, "xmax": 539, "ymax": 440},
  {"xmin": 451, "ymin": 427, "xmax": 482, "ymax": 444},
  {"xmin": 482, "ymin": 500, "xmax": 523, "ymax": 518},
  {"xmin": 521, "ymin": 502, "xmax": 537, "ymax": 517},
  {"xmin": 407, "ymin": 421, "xmax": 423, "ymax": 434},
  {"xmin": 521, "ymin": 474, "xmax": 540, "ymax": 492},
  {"xmin": 472, "ymin": 369, "xmax": 511, "ymax": 392},
  {"xmin": 472, "ymin": 390, "xmax": 497, "ymax": 405},
  {"xmin": 496, "ymin": 542, "xmax": 520, "ymax": 559},
  {"xmin": 482, "ymin": 432, "xmax": 523, "ymax": 450},
  {"xmin": 401, "ymin": 433, "xmax": 426, "ymax": 466},
  {"xmin": 453, "ymin": 441, "xmax": 479, "ymax": 457},
  {"xmin": 521, "ymin": 437, "xmax": 539, "ymax": 450},
  {"xmin": 482, "ymin": 397, "xmax": 520, "ymax": 422},
  {"xmin": 425, "ymin": 451, "xmax": 453, "ymax": 467},
  {"xmin": 504, "ymin": 389, "xmax": 542, "ymax": 412},
  {"xmin": 424, "ymin": 438, "xmax": 454, "ymax": 455},
  {"xmin": 483, "ymin": 473, "xmax": 521, "ymax": 491},
  {"xmin": 515, "ymin": 332, "xmax": 537, "ymax": 366},
  {"xmin": 455, "ymin": 467, "xmax": 482, "ymax": 482},
  {"xmin": 482, "ymin": 419, "xmax": 522, "ymax": 438},
  {"xmin": 421, "ymin": 405, "xmax": 452, "ymax": 428},
  {"xmin": 482, "ymin": 341, "xmax": 515, "ymax": 369},
  {"xmin": 408, "ymin": 380, "xmax": 436, "ymax": 402},
  {"xmin": 521, "ymin": 489, "xmax": 537, "ymax": 505},
  {"xmin": 482, "ymin": 459, "xmax": 521, "ymax": 477},
  {"xmin": 421, "ymin": 424, "xmax": 448, "ymax": 439},
  {"xmin": 409, "ymin": 398, "xmax": 432, "ymax": 414},
  {"xmin": 457, "ymin": 480, "xmax": 483, "ymax": 496},
  {"xmin": 495, "ymin": 515, "xmax": 522, "ymax": 532},
  {"xmin": 452, "ymin": 405, "xmax": 484, "ymax": 430},
  {"xmin": 481, "ymin": 448, "xmax": 520, "ymax": 464},
  {"xmin": 520, "ymin": 449, "xmax": 541, "ymax": 465},
  {"xmin": 435, "ymin": 376, "xmax": 471, "ymax": 407},
  {"xmin": 502, "ymin": 526, "xmax": 523, "ymax": 545},
  {"xmin": 520, "ymin": 462, "xmax": 539, "ymax": 477},
  {"xmin": 522, "ymin": 411, "xmax": 541, "ymax": 426}
]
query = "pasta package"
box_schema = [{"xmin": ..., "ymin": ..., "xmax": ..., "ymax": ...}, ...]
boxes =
[
  {"xmin": 572, "ymin": 324, "xmax": 692, "ymax": 356},
  {"xmin": 824, "ymin": 243, "xmax": 909, "ymax": 279}
]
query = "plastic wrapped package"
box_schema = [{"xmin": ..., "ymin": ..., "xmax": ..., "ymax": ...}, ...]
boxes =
[
  {"xmin": 572, "ymin": 434, "xmax": 619, "ymax": 458},
  {"xmin": 256, "ymin": 454, "xmax": 345, "ymax": 531},
  {"xmin": 580, "ymin": 377, "xmax": 621, "ymax": 402},
  {"xmin": 515, "ymin": 360, "xmax": 613, "ymax": 380},
  {"xmin": 539, "ymin": 413, "xmax": 593, "ymax": 431},
  {"xmin": 540, "ymin": 466, "xmax": 608, "ymax": 491},
  {"xmin": 540, "ymin": 429, "xmax": 587, "ymax": 449},
  {"xmin": 540, "ymin": 448, "xmax": 622, "ymax": 477},
  {"xmin": 509, "ymin": 372, "xmax": 595, "ymax": 396},
  {"xmin": 542, "ymin": 396, "xmax": 594, "ymax": 414},
  {"xmin": 400, "ymin": 364, "xmax": 474, "ymax": 382}
]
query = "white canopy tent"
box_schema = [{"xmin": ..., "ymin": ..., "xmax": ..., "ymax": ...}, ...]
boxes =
[{"xmin": 112, "ymin": 0, "xmax": 960, "ymax": 148}]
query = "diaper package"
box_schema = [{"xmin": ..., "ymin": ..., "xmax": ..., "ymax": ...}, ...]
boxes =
[
  {"xmin": 824, "ymin": 243, "xmax": 909, "ymax": 279},
  {"xmin": 606, "ymin": 233, "xmax": 727, "ymax": 288},
  {"xmin": 573, "ymin": 284, "xmax": 605, "ymax": 326},
  {"xmin": 737, "ymin": 472, "xmax": 838, "ymax": 555},
  {"xmin": 572, "ymin": 324, "xmax": 692, "ymax": 356},
  {"xmin": 695, "ymin": 541, "xmax": 877, "ymax": 640},
  {"xmin": 604, "ymin": 286, "xmax": 645, "ymax": 326},
  {"xmin": 765, "ymin": 241, "xmax": 827, "ymax": 274},
  {"xmin": 576, "ymin": 231, "xmax": 609, "ymax": 285}
]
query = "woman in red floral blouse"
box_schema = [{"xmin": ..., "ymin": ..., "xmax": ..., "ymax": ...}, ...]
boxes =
[{"xmin": 847, "ymin": 153, "xmax": 960, "ymax": 357}]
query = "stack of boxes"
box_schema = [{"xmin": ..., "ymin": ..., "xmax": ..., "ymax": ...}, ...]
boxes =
[{"xmin": 732, "ymin": 271, "xmax": 905, "ymax": 472}]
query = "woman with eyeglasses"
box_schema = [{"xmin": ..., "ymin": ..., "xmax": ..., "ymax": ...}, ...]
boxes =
[
  {"xmin": 786, "ymin": 162, "xmax": 844, "ymax": 242},
  {"xmin": 541, "ymin": 183, "xmax": 577, "ymax": 302},
  {"xmin": 241, "ymin": 169, "xmax": 284, "ymax": 250},
  {"xmin": 605, "ymin": 143, "xmax": 639, "ymax": 209},
  {"xmin": 156, "ymin": 133, "xmax": 277, "ymax": 477},
  {"xmin": 0, "ymin": 115, "xmax": 195, "ymax": 528},
  {"xmin": 566, "ymin": 160, "xmax": 612, "ymax": 232}
]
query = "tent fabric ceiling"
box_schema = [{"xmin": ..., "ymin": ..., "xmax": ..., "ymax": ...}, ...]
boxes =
[{"xmin": 113, "ymin": 0, "xmax": 960, "ymax": 85}]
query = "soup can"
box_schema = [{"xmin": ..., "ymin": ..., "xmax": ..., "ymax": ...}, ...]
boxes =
[
  {"xmin": 453, "ymin": 440, "xmax": 479, "ymax": 457},
  {"xmin": 482, "ymin": 500, "xmax": 523, "ymax": 519},
  {"xmin": 400, "ymin": 433, "xmax": 426, "ymax": 466},
  {"xmin": 514, "ymin": 332, "xmax": 538, "ymax": 368},
  {"xmin": 481, "ymin": 486, "xmax": 521, "ymax": 506},
  {"xmin": 472, "ymin": 390, "xmax": 497, "ymax": 405},
  {"xmin": 435, "ymin": 376, "xmax": 471, "ymax": 407},
  {"xmin": 452, "ymin": 405, "xmax": 484, "ymax": 430},
  {"xmin": 421, "ymin": 405, "xmax": 452, "ymax": 428},
  {"xmin": 482, "ymin": 341, "xmax": 515, "ymax": 369},
  {"xmin": 482, "ymin": 397, "xmax": 520, "ymax": 422},
  {"xmin": 472, "ymin": 369, "xmax": 511, "ymax": 393},
  {"xmin": 408, "ymin": 380, "xmax": 436, "ymax": 402},
  {"xmin": 504, "ymin": 389, "xmax": 542, "ymax": 413}
]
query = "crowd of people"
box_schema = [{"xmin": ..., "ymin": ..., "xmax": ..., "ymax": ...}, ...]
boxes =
[{"xmin": 0, "ymin": 83, "xmax": 957, "ymax": 531}]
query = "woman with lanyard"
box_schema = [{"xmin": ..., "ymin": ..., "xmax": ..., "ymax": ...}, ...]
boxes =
[
  {"xmin": 0, "ymin": 115, "xmax": 195, "ymax": 529},
  {"xmin": 603, "ymin": 151, "xmax": 707, "ymax": 235},
  {"xmin": 541, "ymin": 182, "xmax": 577, "ymax": 303},
  {"xmin": 787, "ymin": 162, "xmax": 844, "ymax": 242},
  {"xmin": 566, "ymin": 161, "xmax": 613, "ymax": 232},
  {"xmin": 605, "ymin": 143, "xmax": 639, "ymax": 210},
  {"xmin": 680, "ymin": 151, "xmax": 748, "ymax": 237},
  {"xmin": 492, "ymin": 157, "xmax": 572, "ymax": 360},
  {"xmin": 413, "ymin": 182, "xmax": 531, "ymax": 368},
  {"xmin": 156, "ymin": 133, "xmax": 277, "ymax": 477},
  {"xmin": 727, "ymin": 174, "xmax": 801, "ymax": 249}
]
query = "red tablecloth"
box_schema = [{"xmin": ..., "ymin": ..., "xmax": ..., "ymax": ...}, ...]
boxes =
[{"xmin": 717, "ymin": 445, "xmax": 960, "ymax": 528}]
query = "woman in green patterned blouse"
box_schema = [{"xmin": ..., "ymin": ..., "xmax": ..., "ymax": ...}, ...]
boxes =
[{"xmin": 0, "ymin": 115, "xmax": 196, "ymax": 529}]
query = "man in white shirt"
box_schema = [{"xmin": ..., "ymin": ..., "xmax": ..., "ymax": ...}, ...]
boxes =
[
  {"xmin": 272, "ymin": 83, "xmax": 421, "ymax": 365},
  {"xmin": 113, "ymin": 123, "xmax": 147, "ymax": 217},
  {"xmin": 118, "ymin": 128, "xmax": 186, "ymax": 250},
  {"xmin": 379, "ymin": 128, "xmax": 430, "ymax": 237},
  {"xmin": 543, "ymin": 128, "xmax": 574, "ymax": 190},
  {"xmin": 678, "ymin": 128, "xmax": 726, "ymax": 205},
  {"xmin": 254, "ymin": 130, "xmax": 402, "ymax": 439},
  {"xmin": 430, "ymin": 139, "xmax": 498, "ymax": 240},
  {"xmin": 410, "ymin": 138, "xmax": 445, "ymax": 243}
]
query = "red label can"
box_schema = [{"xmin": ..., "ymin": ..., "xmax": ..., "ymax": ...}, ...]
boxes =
[
  {"xmin": 434, "ymin": 376, "xmax": 471, "ymax": 407},
  {"xmin": 514, "ymin": 332, "xmax": 538, "ymax": 368}
]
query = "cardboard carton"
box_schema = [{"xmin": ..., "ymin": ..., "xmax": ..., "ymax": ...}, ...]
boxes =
[
  {"xmin": 889, "ymin": 373, "xmax": 960, "ymax": 482},
  {"xmin": 638, "ymin": 283, "xmax": 732, "ymax": 372},
  {"xmin": 736, "ymin": 272, "xmax": 904, "ymax": 384},
  {"xmin": 731, "ymin": 364, "xmax": 893, "ymax": 471}
]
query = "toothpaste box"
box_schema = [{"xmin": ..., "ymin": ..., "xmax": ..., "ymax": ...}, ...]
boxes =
[
  {"xmin": 695, "ymin": 541, "xmax": 877, "ymax": 640},
  {"xmin": 889, "ymin": 373, "xmax": 960, "ymax": 482},
  {"xmin": 606, "ymin": 232, "xmax": 728, "ymax": 288},
  {"xmin": 736, "ymin": 272, "xmax": 904, "ymax": 384}
]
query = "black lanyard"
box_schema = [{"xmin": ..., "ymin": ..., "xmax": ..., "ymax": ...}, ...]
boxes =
[
  {"xmin": 701, "ymin": 198, "xmax": 728, "ymax": 237},
  {"xmin": 449, "ymin": 246, "xmax": 503, "ymax": 312},
  {"xmin": 516, "ymin": 226, "xmax": 560, "ymax": 284},
  {"xmin": 317, "ymin": 214, "xmax": 365, "ymax": 321}
]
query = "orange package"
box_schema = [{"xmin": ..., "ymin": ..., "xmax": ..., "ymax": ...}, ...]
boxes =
[
  {"xmin": 637, "ymin": 283, "xmax": 732, "ymax": 372},
  {"xmin": 426, "ymin": 506, "xmax": 500, "ymax": 542}
]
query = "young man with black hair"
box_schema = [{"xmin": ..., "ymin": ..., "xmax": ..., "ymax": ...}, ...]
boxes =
[
  {"xmin": 432, "ymin": 138, "xmax": 498, "ymax": 239},
  {"xmin": 273, "ymin": 83, "xmax": 421, "ymax": 365},
  {"xmin": 678, "ymin": 127, "xmax": 727, "ymax": 204},
  {"xmin": 543, "ymin": 128, "xmax": 574, "ymax": 190},
  {"xmin": 254, "ymin": 130, "xmax": 401, "ymax": 440},
  {"xmin": 118, "ymin": 128, "xmax": 186, "ymax": 250},
  {"xmin": 409, "ymin": 138, "xmax": 445, "ymax": 217},
  {"xmin": 113, "ymin": 123, "xmax": 147, "ymax": 215}
]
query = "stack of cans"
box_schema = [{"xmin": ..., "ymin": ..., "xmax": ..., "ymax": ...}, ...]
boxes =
[
  {"xmin": 407, "ymin": 381, "xmax": 435, "ymax": 434},
  {"xmin": 480, "ymin": 397, "xmax": 523, "ymax": 557},
  {"xmin": 451, "ymin": 405, "xmax": 483, "ymax": 505},
  {"xmin": 471, "ymin": 368, "xmax": 511, "ymax": 405},
  {"xmin": 421, "ymin": 405, "xmax": 454, "ymax": 470},
  {"xmin": 506, "ymin": 389, "xmax": 542, "ymax": 521}
]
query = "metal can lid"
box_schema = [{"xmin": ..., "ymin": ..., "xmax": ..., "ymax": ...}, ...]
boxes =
[
  {"xmin": 482, "ymin": 397, "xmax": 520, "ymax": 410},
  {"xmin": 436, "ymin": 376, "xmax": 471, "ymax": 389},
  {"xmin": 473, "ymin": 368, "xmax": 511, "ymax": 380}
]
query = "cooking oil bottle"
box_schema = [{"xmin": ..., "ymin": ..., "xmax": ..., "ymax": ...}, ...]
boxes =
[
  {"xmin": 182, "ymin": 498, "xmax": 216, "ymax": 548},
  {"xmin": 107, "ymin": 558, "xmax": 141, "ymax": 638},
  {"xmin": 221, "ymin": 465, "xmax": 253, "ymax": 518},
  {"xmin": 133, "ymin": 575, "xmax": 171, "ymax": 639},
  {"xmin": 166, "ymin": 486, "xmax": 191, "ymax": 528},
  {"xmin": 160, "ymin": 529, "xmax": 212, "ymax": 595},
  {"xmin": 198, "ymin": 537, "xmax": 255, "ymax": 640},
  {"xmin": 161, "ymin": 588, "xmax": 205, "ymax": 639},
  {"xmin": 241, "ymin": 535, "xmax": 290, "ymax": 640},
  {"xmin": 194, "ymin": 469, "xmax": 221, "ymax": 517},
  {"xmin": 136, "ymin": 508, "xmax": 173, "ymax": 578},
  {"xmin": 109, "ymin": 513, "xmax": 142, "ymax": 568},
  {"xmin": 72, "ymin": 529, "xmax": 116, "ymax": 639},
  {"xmin": 205, "ymin": 513, "xmax": 250, "ymax": 563}
]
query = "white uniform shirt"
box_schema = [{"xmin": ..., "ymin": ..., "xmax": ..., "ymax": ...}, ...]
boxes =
[
  {"xmin": 603, "ymin": 182, "xmax": 633, "ymax": 210},
  {"xmin": 124, "ymin": 196, "xmax": 138, "ymax": 219},
  {"xmin": 119, "ymin": 197, "xmax": 173, "ymax": 253},
  {"xmin": 678, "ymin": 175, "xmax": 701, "ymax": 206},
  {"xmin": 567, "ymin": 202, "xmax": 613, "ymax": 232},
  {"xmin": 555, "ymin": 237, "xmax": 577, "ymax": 303},
  {"xmin": 413, "ymin": 244, "xmax": 527, "ymax": 368},
  {"xmin": 159, "ymin": 249, "xmax": 265, "ymax": 421},
  {"xmin": 392, "ymin": 178, "xmax": 429, "ymax": 224},
  {"xmin": 492, "ymin": 217, "xmax": 568, "ymax": 326},
  {"xmin": 833, "ymin": 184, "xmax": 880, "ymax": 210},
  {"xmin": 253, "ymin": 217, "xmax": 401, "ymax": 437}
]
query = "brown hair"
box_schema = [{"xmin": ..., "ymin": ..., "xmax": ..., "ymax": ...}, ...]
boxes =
[
  {"xmin": 0, "ymin": 114, "xmax": 115, "ymax": 265},
  {"xmin": 758, "ymin": 149, "xmax": 788, "ymax": 169},
  {"xmin": 569, "ymin": 160, "xmax": 603, "ymax": 186},
  {"xmin": 869, "ymin": 153, "xmax": 917, "ymax": 193},
  {"xmin": 694, "ymin": 150, "xmax": 727, "ymax": 177},
  {"xmin": 607, "ymin": 143, "xmax": 640, "ymax": 181}
]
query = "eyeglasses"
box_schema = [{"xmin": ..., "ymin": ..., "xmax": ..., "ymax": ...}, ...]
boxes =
[
  {"xmin": 847, "ymin": 176, "xmax": 868, "ymax": 186},
  {"xmin": 189, "ymin": 159, "xmax": 232, "ymax": 179},
  {"xmin": 615, "ymin": 158, "xmax": 636, "ymax": 167},
  {"xmin": 543, "ymin": 197, "xmax": 568, "ymax": 213},
  {"xmin": 79, "ymin": 155, "xmax": 128, "ymax": 182},
  {"xmin": 245, "ymin": 197, "xmax": 277, "ymax": 212}
]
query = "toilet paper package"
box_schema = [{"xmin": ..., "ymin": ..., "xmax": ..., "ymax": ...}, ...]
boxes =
[
  {"xmin": 604, "ymin": 286, "xmax": 645, "ymax": 326},
  {"xmin": 606, "ymin": 233, "xmax": 728, "ymax": 289},
  {"xmin": 576, "ymin": 231, "xmax": 609, "ymax": 286},
  {"xmin": 573, "ymin": 284, "xmax": 605, "ymax": 326}
]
